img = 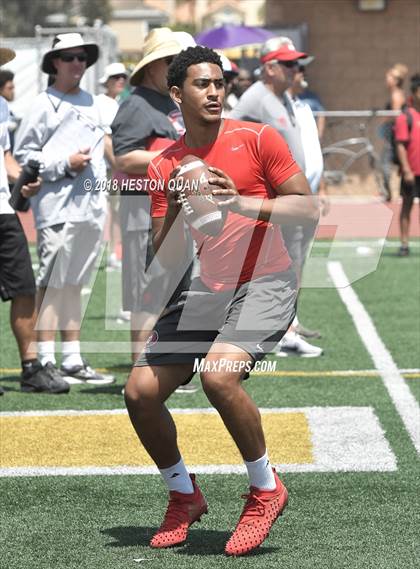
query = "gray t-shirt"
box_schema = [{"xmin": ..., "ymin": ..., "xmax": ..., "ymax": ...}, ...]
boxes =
[
  {"xmin": 230, "ymin": 81, "xmax": 305, "ymax": 171},
  {"xmin": 14, "ymin": 87, "xmax": 107, "ymax": 229},
  {"xmin": 111, "ymin": 86, "xmax": 184, "ymax": 232}
]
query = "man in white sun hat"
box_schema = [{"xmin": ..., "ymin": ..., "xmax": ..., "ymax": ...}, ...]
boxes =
[
  {"xmin": 111, "ymin": 28, "xmax": 192, "ymax": 367},
  {"xmin": 14, "ymin": 33, "xmax": 115, "ymax": 385}
]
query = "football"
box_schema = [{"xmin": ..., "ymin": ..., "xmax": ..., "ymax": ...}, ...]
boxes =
[{"xmin": 170, "ymin": 154, "xmax": 227, "ymax": 237}]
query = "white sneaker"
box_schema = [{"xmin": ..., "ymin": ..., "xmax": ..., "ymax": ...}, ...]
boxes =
[
  {"xmin": 107, "ymin": 253, "xmax": 121, "ymax": 270},
  {"xmin": 117, "ymin": 309, "xmax": 131, "ymax": 323},
  {"xmin": 274, "ymin": 332, "xmax": 323, "ymax": 358}
]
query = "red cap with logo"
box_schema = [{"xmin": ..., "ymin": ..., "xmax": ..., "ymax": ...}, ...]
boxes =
[{"xmin": 260, "ymin": 37, "xmax": 307, "ymax": 63}]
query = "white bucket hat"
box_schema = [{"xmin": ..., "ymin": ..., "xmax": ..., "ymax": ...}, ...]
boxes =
[
  {"xmin": 42, "ymin": 33, "xmax": 99, "ymax": 74},
  {"xmin": 173, "ymin": 31, "xmax": 196, "ymax": 50},
  {"xmin": 99, "ymin": 62, "xmax": 128, "ymax": 84},
  {"xmin": 0, "ymin": 47, "xmax": 16, "ymax": 66},
  {"xmin": 130, "ymin": 28, "xmax": 182, "ymax": 86}
]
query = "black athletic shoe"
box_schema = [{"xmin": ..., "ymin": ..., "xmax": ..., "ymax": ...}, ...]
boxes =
[
  {"xmin": 21, "ymin": 361, "xmax": 70, "ymax": 394},
  {"xmin": 397, "ymin": 246, "xmax": 410, "ymax": 257}
]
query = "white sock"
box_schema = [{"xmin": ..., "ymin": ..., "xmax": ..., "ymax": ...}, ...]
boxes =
[
  {"xmin": 38, "ymin": 341, "xmax": 56, "ymax": 366},
  {"xmin": 244, "ymin": 451, "xmax": 276, "ymax": 490},
  {"xmin": 61, "ymin": 341, "xmax": 83, "ymax": 369},
  {"xmin": 159, "ymin": 458, "xmax": 194, "ymax": 494},
  {"xmin": 292, "ymin": 315, "xmax": 299, "ymax": 327}
]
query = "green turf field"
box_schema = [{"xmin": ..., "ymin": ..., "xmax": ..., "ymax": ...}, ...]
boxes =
[{"xmin": 1, "ymin": 239, "xmax": 419, "ymax": 568}]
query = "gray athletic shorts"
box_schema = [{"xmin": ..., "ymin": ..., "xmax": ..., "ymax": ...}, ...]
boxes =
[
  {"xmin": 134, "ymin": 268, "xmax": 298, "ymax": 373},
  {"xmin": 36, "ymin": 219, "xmax": 104, "ymax": 288}
]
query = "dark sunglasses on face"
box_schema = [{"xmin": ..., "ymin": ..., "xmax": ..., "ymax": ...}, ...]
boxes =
[
  {"xmin": 110, "ymin": 74, "xmax": 127, "ymax": 80},
  {"xmin": 277, "ymin": 60, "xmax": 298, "ymax": 69},
  {"xmin": 59, "ymin": 53, "xmax": 88, "ymax": 63}
]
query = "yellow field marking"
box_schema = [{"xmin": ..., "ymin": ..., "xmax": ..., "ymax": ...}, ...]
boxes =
[
  {"xmin": 0, "ymin": 411, "xmax": 312, "ymax": 468},
  {"xmin": 1, "ymin": 367, "xmax": 419, "ymax": 379}
]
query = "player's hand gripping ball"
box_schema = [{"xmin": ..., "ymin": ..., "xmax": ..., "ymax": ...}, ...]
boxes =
[{"xmin": 169, "ymin": 155, "xmax": 227, "ymax": 237}]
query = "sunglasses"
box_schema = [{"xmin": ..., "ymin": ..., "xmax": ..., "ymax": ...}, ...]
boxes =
[
  {"xmin": 109, "ymin": 74, "xmax": 127, "ymax": 80},
  {"xmin": 276, "ymin": 60, "xmax": 298, "ymax": 69},
  {"xmin": 59, "ymin": 53, "xmax": 88, "ymax": 63}
]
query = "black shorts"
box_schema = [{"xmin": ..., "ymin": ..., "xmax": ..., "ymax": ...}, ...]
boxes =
[
  {"xmin": 400, "ymin": 176, "xmax": 420, "ymax": 199},
  {"xmin": 134, "ymin": 269, "xmax": 298, "ymax": 375},
  {"xmin": 0, "ymin": 214, "xmax": 36, "ymax": 301}
]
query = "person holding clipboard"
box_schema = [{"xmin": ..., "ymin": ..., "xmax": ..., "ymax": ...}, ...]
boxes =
[{"xmin": 14, "ymin": 33, "xmax": 114, "ymax": 385}]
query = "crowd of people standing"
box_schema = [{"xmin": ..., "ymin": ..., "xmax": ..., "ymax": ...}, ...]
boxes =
[{"xmin": 1, "ymin": 29, "xmax": 418, "ymax": 397}]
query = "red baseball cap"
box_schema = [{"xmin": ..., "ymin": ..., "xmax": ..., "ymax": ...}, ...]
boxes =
[{"xmin": 260, "ymin": 43, "xmax": 307, "ymax": 63}]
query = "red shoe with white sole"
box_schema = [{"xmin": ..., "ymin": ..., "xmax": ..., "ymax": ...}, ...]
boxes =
[
  {"xmin": 150, "ymin": 474, "xmax": 208, "ymax": 548},
  {"xmin": 225, "ymin": 469, "xmax": 288, "ymax": 556}
]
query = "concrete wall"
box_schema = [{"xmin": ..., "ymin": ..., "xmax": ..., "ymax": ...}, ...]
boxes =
[{"xmin": 266, "ymin": 0, "xmax": 420, "ymax": 109}]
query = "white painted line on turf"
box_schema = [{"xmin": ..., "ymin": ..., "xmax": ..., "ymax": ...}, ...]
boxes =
[
  {"xmin": 328, "ymin": 261, "xmax": 420, "ymax": 455},
  {"xmin": 313, "ymin": 240, "xmax": 420, "ymax": 249},
  {"xmin": 0, "ymin": 406, "xmax": 396, "ymax": 476}
]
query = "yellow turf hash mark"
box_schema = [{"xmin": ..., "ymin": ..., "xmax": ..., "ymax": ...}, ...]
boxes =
[{"xmin": 0, "ymin": 411, "xmax": 312, "ymax": 468}]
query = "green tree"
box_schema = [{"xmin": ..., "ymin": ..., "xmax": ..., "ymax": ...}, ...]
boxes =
[
  {"xmin": 0, "ymin": 0, "xmax": 111, "ymax": 37},
  {"xmin": 78, "ymin": 0, "xmax": 112, "ymax": 25},
  {"xmin": 0, "ymin": 0, "xmax": 69, "ymax": 37}
]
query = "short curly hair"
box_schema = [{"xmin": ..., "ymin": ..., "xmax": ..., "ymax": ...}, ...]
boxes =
[{"xmin": 167, "ymin": 46, "xmax": 223, "ymax": 88}]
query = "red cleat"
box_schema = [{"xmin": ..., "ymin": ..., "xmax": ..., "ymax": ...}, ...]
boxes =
[
  {"xmin": 225, "ymin": 469, "xmax": 288, "ymax": 556},
  {"xmin": 150, "ymin": 474, "xmax": 208, "ymax": 548}
]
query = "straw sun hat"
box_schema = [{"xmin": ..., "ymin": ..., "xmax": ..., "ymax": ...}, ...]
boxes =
[
  {"xmin": 130, "ymin": 27, "xmax": 183, "ymax": 86},
  {"xmin": 0, "ymin": 47, "xmax": 16, "ymax": 66}
]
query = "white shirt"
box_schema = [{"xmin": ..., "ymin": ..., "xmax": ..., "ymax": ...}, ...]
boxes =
[
  {"xmin": 14, "ymin": 87, "xmax": 107, "ymax": 229},
  {"xmin": 95, "ymin": 93, "xmax": 119, "ymax": 134},
  {"xmin": 292, "ymin": 97, "xmax": 323, "ymax": 193},
  {"xmin": 0, "ymin": 96, "xmax": 14, "ymax": 215}
]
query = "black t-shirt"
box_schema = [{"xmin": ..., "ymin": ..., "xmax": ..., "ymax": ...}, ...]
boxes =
[
  {"xmin": 111, "ymin": 86, "xmax": 184, "ymax": 156},
  {"xmin": 111, "ymin": 86, "xmax": 185, "ymax": 232}
]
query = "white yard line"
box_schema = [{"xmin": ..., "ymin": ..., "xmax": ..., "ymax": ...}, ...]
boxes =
[
  {"xmin": 328, "ymin": 261, "xmax": 420, "ymax": 454},
  {"xmin": 314, "ymin": 240, "xmax": 420, "ymax": 249}
]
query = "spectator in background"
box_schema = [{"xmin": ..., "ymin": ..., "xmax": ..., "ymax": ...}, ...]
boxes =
[
  {"xmin": 0, "ymin": 69, "xmax": 20, "ymax": 150},
  {"xmin": 231, "ymin": 36, "xmax": 323, "ymax": 355},
  {"xmin": 226, "ymin": 67, "xmax": 252, "ymax": 110},
  {"xmin": 219, "ymin": 54, "xmax": 239, "ymax": 115},
  {"xmin": 111, "ymin": 28, "xmax": 192, "ymax": 367},
  {"xmin": 289, "ymin": 63, "xmax": 325, "ymax": 195},
  {"xmin": 296, "ymin": 61, "xmax": 326, "ymax": 140},
  {"xmin": 96, "ymin": 62, "xmax": 128, "ymax": 269},
  {"xmin": 380, "ymin": 63, "xmax": 409, "ymax": 201},
  {"xmin": 395, "ymin": 73, "xmax": 420, "ymax": 257},
  {"xmin": 14, "ymin": 33, "xmax": 114, "ymax": 385},
  {"xmin": 0, "ymin": 46, "xmax": 69, "ymax": 395}
]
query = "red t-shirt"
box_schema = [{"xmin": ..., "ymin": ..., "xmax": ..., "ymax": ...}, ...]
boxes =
[
  {"xmin": 147, "ymin": 119, "xmax": 301, "ymax": 291},
  {"xmin": 394, "ymin": 107, "xmax": 420, "ymax": 175}
]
